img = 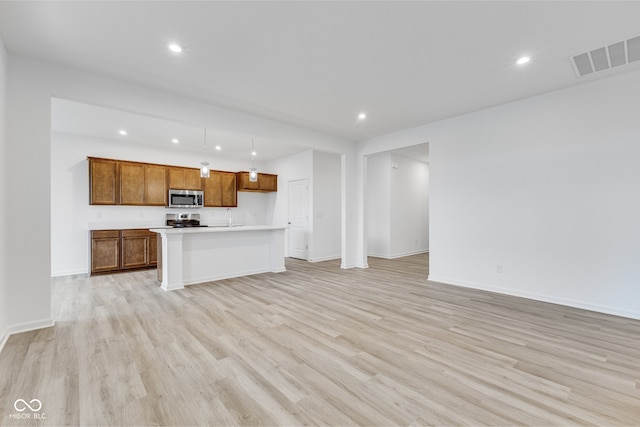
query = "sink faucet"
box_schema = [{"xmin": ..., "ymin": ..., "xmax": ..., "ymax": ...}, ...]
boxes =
[{"xmin": 226, "ymin": 208, "xmax": 233, "ymax": 227}]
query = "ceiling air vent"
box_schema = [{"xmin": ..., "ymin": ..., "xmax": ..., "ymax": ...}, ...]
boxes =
[{"xmin": 571, "ymin": 35, "xmax": 640, "ymax": 77}]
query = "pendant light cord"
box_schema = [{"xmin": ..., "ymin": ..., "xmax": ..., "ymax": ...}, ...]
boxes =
[{"xmin": 203, "ymin": 128, "xmax": 207, "ymax": 161}]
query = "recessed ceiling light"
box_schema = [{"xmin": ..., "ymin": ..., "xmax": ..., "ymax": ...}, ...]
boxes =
[
  {"xmin": 171, "ymin": 138, "xmax": 179, "ymax": 144},
  {"xmin": 516, "ymin": 56, "xmax": 531, "ymax": 65},
  {"xmin": 358, "ymin": 112, "xmax": 367, "ymax": 120},
  {"xmin": 215, "ymin": 145, "xmax": 222, "ymax": 151},
  {"xmin": 168, "ymin": 43, "xmax": 184, "ymax": 53},
  {"xmin": 119, "ymin": 129, "xmax": 128, "ymax": 135},
  {"xmin": 251, "ymin": 150, "xmax": 257, "ymax": 156}
]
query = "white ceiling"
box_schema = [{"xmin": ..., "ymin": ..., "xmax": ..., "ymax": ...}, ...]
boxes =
[
  {"xmin": 3, "ymin": 1, "xmax": 640, "ymax": 154},
  {"xmin": 51, "ymin": 98, "xmax": 307, "ymax": 161}
]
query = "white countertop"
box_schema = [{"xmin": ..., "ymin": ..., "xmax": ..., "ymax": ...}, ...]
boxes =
[
  {"xmin": 87, "ymin": 222, "xmax": 169, "ymax": 230},
  {"xmin": 154, "ymin": 224, "xmax": 286, "ymax": 290},
  {"xmin": 149, "ymin": 225, "xmax": 287, "ymax": 234}
]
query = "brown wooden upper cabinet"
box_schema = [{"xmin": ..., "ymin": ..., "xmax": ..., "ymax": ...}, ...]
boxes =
[
  {"xmin": 144, "ymin": 164, "xmax": 167, "ymax": 206},
  {"xmin": 167, "ymin": 167, "xmax": 202, "ymax": 190},
  {"xmin": 119, "ymin": 162, "xmax": 167, "ymax": 206},
  {"xmin": 202, "ymin": 171, "xmax": 237, "ymax": 207},
  {"xmin": 89, "ymin": 157, "xmax": 167, "ymax": 206},
  {"xmin": 119, "ymin": 161, "xmax": 145, "ymax": 205},
  {"xmin": 89, "ymin": 158, "xmax": 118, "ymax": 204},
  {"xmin": 236, "ymin": 172, "xmax": 278, "ymax": 192},
  {"xmin": 88, "ymin": 157, "xmax": 242, "ymax": 206}
]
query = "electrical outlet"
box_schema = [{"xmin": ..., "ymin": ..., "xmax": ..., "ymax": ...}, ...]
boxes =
[{"xmin": 496, "ymin": 265, "xmax": 503, "ymax": 274}]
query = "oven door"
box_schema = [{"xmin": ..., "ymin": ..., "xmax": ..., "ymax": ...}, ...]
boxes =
[{"xmin": 168, "ymin": 189, "xmax": 203, "ymax": 208}]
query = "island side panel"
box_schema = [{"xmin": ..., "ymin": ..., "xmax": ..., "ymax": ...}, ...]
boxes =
[
  {"xmin": 181, "ymin": 230, "xmax": 275, "ymax": 285},
  {"xmin": 270, "ymin": 229, "xmax": 286, "ymax": 273},
  {"xmin": 160, "ymin": 232, "xmax": 185, "ymax": 291}
]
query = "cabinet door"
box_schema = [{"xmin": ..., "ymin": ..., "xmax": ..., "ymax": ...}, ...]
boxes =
[
  {"xmin": 119, "ymin": 162, "xmax": 145, "ymax": 205},
  {"xmin": 259, "ymin": 174, "xmax": 278, "ymax": 192},
  {"xmin": 184, "ymin": 168, "xmax": 202, "ymax": 190},
  {"xmin": 89, "ymin": 158, "xmax": 118, "ymax": 205},
  {"xmin": 91, "ymin": 231, "xmax": 120, "ymax": 273},
  {"xmin": 167, "ymin": 167, "xmax": 186, "ymax": 189},
  {"xmin": 121, "ymin": 236, "xmax": 148, "ymax": 269},
  {"xmin": 145, "ymin": 164, "xmax": 167, "ymax": 206},
  {"xmin": 221, "ymin": 173, "xmax": 237, "ymax": 207},
  {"xmin": 168, "ymin": 167, "xmax": 202, "ymax": 190},
  {"xmin": 202, "ymin": 172, "xmax": 222, "ymax": 207},
  {"xmin": 237, "ymin": 172, "xmax": 259, "ymax": 191},
  {"xmin": 236, "ymin": 172, "xmax": 277, "ymax": 192}
]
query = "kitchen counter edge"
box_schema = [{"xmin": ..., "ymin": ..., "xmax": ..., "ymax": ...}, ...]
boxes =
[{"xmin": 149, "ymin": 225, "xmax": 287, "ymax": 234}]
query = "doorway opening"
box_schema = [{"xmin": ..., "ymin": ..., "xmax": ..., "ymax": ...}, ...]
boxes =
[{"xmin": 365, "ymin": 143, "xmax": 429, "ymax": 262}]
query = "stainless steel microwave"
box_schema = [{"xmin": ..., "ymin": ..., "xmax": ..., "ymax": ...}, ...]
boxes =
[{"xmin": 168, "ymin": 189, "xmax": 204, "ymax": 208}]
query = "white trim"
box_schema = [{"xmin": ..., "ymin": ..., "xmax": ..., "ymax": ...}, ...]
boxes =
[
  {"xmin": 0, "ymin": 318, "xmax": 55, "ymax": 353},
  {"xmin": 51, "ymin": 269, "xmax": 89, "ymax": 278},
  {"xmin": 308, "ymin": 255, "xmax": 341, "ymax": 263},
  {"xmin": 181, "ymin": 266, "xmax": 286, "ymax": 287},
  {"xmin": 341, "ymin": 262, "xmax": 368, "ymax": 269},
  {"xmin": 0, "ymin": 328, "xmax": 9, "ymax": 353},
  {"xmin": 427, "ymin": 276, "xmax": 640, "ymax": 321},
  {"xmin": 368, "ymin": 249, "xmax": 429, "ymax": 260}
]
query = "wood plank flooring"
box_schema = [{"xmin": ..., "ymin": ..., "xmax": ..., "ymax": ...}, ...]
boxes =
[{"xmin": 1, "ymin": 254, "xmax": 640, "ymax": 426}]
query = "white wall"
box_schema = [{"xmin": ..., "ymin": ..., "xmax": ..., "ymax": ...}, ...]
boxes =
[
  {"xmin": 267, "ymin": 149, "xmax": 342, "ymax": 261},
  {"xmin": 389, "ymin": 152, "xmax": 429, "ymax": 257},
  {"xmin": 311, "ymin": 151, "xmax": 341, "ymax": 262},
  {"xmin": 5, "ymin": 55, "xmax": 53, "ymax": 332},
  {"xmin": 366, "ymin": 152, "xmax": 429, "ymax": 258},
  {"xmin": 268, "ymin": 150, "xmax": 313, "ymax": 257},
  {"xmin": 0, "ymin": 36, "xmax": 9, "ymax": 350},
  {"xmin": 366, "ymin": 153, "xmax": 391, "ymax": 256},
  {"xmin": 359, "ymin": 68, "xmax": 640, "ymax": 320},
  {"xmin": 51, "ymin": 132, "xmax": 273, "ymax": 276},
  {"xmin": 4, "ymin": 54, "xmax": 357, "ymax": 337}
]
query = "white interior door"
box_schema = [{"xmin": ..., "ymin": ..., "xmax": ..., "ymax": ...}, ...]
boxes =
[{"xmin": 288, "ymin": 179, "xmax": 309, "ymax": 260}]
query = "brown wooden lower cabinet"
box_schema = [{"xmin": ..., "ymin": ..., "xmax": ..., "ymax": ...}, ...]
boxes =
[
  {"xmin": 91, "ymin": 229, "xmax": 157, "ymax": 275},
  {"xmin": 91, "ymin": 230, "xmax": 120, "ymax": 273}
]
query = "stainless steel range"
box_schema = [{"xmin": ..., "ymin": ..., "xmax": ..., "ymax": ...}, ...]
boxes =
[{"xmin": 166, "ymin": 213, "xmax": 208, "ymax": 228}]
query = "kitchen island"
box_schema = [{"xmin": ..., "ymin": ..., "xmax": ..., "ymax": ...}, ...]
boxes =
[{"xmin": 149, "ymin": 225, "xmax": 286, "ymax": 291}]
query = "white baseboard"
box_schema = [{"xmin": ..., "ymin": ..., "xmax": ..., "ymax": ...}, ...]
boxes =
[
  {"xmin": 0, "ymin": 327, "xmax": 9, "ymax": 353},
  {"xmin": 341, "ymin": 263, "xmax": 369, "ymax": 269},
  {"xmin": 308, "ymin": 255, "xmax": 341, "ymax": 263},
  {"xmin": 51, "ymin": 268, "xmax": 89, "ymax": 278},
  {"xmin": 0, "ymin": 318, "xmax": 55, "ymax": 353},
  {"xmin": 368, "ymin": 249, "xmax": 429, "ymax": 260},
  {"xmin": 427, "ymin": 275, "xmax": 640, "ymax": 321}
]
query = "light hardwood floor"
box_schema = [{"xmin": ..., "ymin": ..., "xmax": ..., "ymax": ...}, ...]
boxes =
[{"xmin": 1, "ymin": 254, "xmax": 639, "ymax": 426}]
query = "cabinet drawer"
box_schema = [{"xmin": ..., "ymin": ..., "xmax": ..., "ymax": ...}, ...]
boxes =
[
  {"xmin": 91, "ymin": 230, "xmax": 120, "ymax": 239},
  {"xmin": 122, "ymin": 229, "xmax": 155, "ymax": 238}
]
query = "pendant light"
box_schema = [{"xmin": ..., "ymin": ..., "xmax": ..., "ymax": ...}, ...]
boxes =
[
  {"xmin": 249, "ymin": 138, "xmax": 258, "ymax": 182},
  {"xmin": 200, "ymin": 128, "xmax": 210, "ymax": 178}
]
